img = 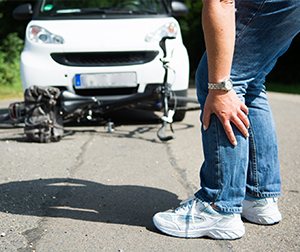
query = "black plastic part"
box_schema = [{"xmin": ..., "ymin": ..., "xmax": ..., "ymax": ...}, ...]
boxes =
[
  {"xmin": 51, "ymin": 51, "xmax": 159, "ymax": 67},
  {"xmin": 59, "ymin": 89, "xmax": 159, "ymax": 114},
  {"xmin": 0, "ymin": 113, "xmax": 10, "ymax": 123},
  {"xmin": 13, "ymin": 4, "xmax": 33, "ymax": 20},
  {"xmin": 171, "ymin": 1, "xmax": 189, "ymax": 17},
  {"xmin": 59, "ymin": 91, "xmax": 98, "ymax": 113}
]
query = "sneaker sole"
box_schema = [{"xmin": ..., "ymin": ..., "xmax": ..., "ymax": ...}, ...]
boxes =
[
  {"xmin": 153, "ymin": 217, "xmax": 245, "ymax": 240},
  {"xmin": 242, "ymin": 213, "xmax": 282, "ymax": 225}
]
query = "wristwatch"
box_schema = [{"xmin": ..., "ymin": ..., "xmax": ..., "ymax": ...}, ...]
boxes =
[{"xmin": 208, "ymin": 78, "xmax": 233, "ymax": 91}]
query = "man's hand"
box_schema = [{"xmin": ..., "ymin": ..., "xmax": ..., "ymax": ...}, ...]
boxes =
[{"xmin": 202, "ymin": 89, "xmax": 249, "ymax": 146}]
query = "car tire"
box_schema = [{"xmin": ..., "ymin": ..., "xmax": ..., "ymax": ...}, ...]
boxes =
[{"xmin": 173, "ymin": 110, "xmax": 186, "ymax": 122}]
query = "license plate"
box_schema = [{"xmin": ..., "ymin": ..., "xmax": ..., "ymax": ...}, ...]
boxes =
[{"xmin": 74, "ymin": 72, "xmax": 137, "ymax": 89}]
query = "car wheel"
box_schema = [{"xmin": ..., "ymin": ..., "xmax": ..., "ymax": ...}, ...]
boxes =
[{"xmin": 173, "ymin": 110, "xmax": 186, "ymax": 122}]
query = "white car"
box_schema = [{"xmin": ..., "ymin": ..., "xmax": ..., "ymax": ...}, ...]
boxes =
[{"xmin": 13, "ymin": 0, "xmax": 190, "ymax": 120}]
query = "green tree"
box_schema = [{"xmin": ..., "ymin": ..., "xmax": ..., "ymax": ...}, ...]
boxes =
[
  {"xmin": 0, "ymin": 32, "xmax": 23, "ymax": 86},
  {"xmin": 1, "ymin": 32, "xmax": 24, "ymax": 64}
]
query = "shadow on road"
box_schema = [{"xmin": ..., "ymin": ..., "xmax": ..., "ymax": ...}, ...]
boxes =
[{"xmin": 0, "ymin": 178, "xmax": 180, "ymax": 231}]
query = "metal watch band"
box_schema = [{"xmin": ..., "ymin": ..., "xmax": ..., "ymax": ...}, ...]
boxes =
[
  {"xmin": 208, "ymin": 78, "xmax": 233, "ymax": 91},
  {"xmin": 208, "ymin": 83, "xmax": 222, "ymax": 90}
]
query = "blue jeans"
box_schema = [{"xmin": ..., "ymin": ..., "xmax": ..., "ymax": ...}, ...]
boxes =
[{"xmin": 195, "ymin": 0, "xmax": 300, "ymax": 213}]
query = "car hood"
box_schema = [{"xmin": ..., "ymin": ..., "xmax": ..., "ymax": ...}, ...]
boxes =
[{"xmin": 28, "ymin": 18, "xmax": 175, "ymax": 52}]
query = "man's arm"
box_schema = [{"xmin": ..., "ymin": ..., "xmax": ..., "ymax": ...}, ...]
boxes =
[{"xmin": 201, "ymin": 0, "xmax": 249, "ymax": 146}]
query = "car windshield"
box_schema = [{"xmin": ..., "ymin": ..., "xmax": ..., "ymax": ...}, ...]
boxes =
[{"xmin": 36, "ymin": 0, "xmax": 169, "ymax": 18}]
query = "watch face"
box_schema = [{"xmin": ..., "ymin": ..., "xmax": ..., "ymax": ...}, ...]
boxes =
[{"xmin": 224, "ymin": 79, "xmax": 233, "ymax": 90}]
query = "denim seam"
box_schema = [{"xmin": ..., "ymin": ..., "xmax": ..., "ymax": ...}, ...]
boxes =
[
  {"xmin": 236, "ymin": 0, "xmax": 267, "ymax": 40},
  {"xmin": 215, "ymin": 116, "xmax": 222, "ymax": 203},
  {"xmin": 217, "ymin": 206, "xmax": 242, "ymax": 214},
  {"xmin": 248, "ymin": 122, "xmax": 259, "ymax": 196},
  {"xmin": 195, "ymin": 194, "xmax": 243, "ymax": 213}
]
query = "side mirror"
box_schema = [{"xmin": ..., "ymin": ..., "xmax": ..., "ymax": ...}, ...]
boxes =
[
  {"xmin": 13, "ymin": 3, "xmax": 33, "ymax": 20},
  {"xmin": 171, "ymin": 1, "xmax": 189, "ymax": 17}
]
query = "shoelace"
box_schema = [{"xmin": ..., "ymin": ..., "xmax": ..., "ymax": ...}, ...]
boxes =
[
  {"xmin": 180, "ymin": 195, "xmax": 197, "ymax": 206},
  {"xmin": 176, "ymin": 195, "xmax": 201, "ymax": 224}
]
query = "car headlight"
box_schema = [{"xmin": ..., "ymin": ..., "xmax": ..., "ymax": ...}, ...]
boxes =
[
  {"xmin": 28, "ymin": 26, "xmax": 64, "ymax": 44},
  {"xmin": 145, "ymin": 22, "xmax": 178, "ymax": 42}
]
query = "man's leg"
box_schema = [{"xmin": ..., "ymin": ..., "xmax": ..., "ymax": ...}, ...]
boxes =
[
  {"xmin": 196, "ymin": 0, "xmax": 300, "ymax": 213},
  {"xmin": 152, "ymin": 0, "xmax": 300, "ymax": 238}
]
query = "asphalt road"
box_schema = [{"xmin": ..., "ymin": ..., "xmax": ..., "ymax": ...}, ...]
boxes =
[{"xmin": 0, "ymin": 89, "xmax": 299, "ymax": 251}]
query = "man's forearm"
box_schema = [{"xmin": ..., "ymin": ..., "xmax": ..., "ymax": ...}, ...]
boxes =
[
  {"xmin": 201, "ymin": 0, "xmax": 249, "ymax": 146},
  {"xmin": 202, "ymin": 0, "xmax": 236, "ymax": 83}
]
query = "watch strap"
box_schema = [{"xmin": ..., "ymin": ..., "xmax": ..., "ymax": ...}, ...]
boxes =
[
  {"xmin": 208, "ymin": 78, "xmax": 232, "ymax": 91},
  {"xmin": 208, "ymin": 82, "xmax": 223, "ymax": 90}
]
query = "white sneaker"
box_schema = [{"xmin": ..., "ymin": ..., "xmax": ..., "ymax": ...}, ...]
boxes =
[
  {"xmin": 153, "ymin": 195, "xmax": 245, "ymax": 240},
  {"xmin": 242, "ymin": 195, "xmax": 282, "ymax": 225}
]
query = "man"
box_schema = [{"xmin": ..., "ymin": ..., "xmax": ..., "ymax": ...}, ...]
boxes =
[{"xmin": 153, "ymin": 0, "xmax": 300, "ymax": 239}]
